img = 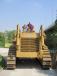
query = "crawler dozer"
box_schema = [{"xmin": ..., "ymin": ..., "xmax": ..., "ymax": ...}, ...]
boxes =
[{"xmin": 7, "ymin": 24, "xmax": 52, "ymax": 69}]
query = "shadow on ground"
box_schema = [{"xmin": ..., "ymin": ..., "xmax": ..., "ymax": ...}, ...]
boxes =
[
  {"xmin": 16, "ymin": 58, "xmax": 57, "ymax": 76},
  {"xmin": 16, "ymin": 58, "xmax": 42, "ymax": 69}
]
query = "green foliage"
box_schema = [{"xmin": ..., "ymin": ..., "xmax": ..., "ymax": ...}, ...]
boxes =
[
  {"xmin": 0, "ymin": 55, "xmax": 4, "ymax": 68},
  {"xmin": 45, "ymin": 19, "xmax": 57, "ymax": 50},
  {"xmin": 0, "ymin": 32, "xmax": 4, "ymax": 47},
  {"xmin": 0, "ymin": 30, "xmax": 16, "ymax": 47},
  {"xmin": 5, "ymin": 30, "xmax": 15, "ymax": 43}
]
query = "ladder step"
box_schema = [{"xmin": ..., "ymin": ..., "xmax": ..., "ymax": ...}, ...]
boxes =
[
  {"xmin": 43, "ymin": 58, "xmax": 51, "ymax": 61},
  {"xmin": 43, "ymin": 55, "xmax": 51, "ymax": 58}
]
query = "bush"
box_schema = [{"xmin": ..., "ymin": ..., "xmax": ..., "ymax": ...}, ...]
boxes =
[{"xmin": 0, "ymin": 55, "xmax": 4, "ymax": 69}]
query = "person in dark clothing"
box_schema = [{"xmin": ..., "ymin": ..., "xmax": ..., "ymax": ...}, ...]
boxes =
[{"xmin": 27, "ymin": 22, "xmax": 34, "ymax": 32}]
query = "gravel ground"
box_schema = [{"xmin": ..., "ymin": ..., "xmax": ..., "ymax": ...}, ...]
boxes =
[{"xmin": 0, "ymin": 48, "xmax": 57, "ymax": 76}]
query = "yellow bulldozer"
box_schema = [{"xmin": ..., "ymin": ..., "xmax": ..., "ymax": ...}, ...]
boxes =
[{"xmin": 7, "ymin": 23, "xmax": 52, "ymax": 69}]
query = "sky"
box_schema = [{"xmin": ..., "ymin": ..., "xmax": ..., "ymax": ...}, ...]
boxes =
[{"xmin": 0, "ymin": 0, "xmax": 57, "ymax": 32}]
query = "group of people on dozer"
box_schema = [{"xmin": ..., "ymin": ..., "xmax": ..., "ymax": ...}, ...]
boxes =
[{"xmin": 22, "ymin": 22, "xmax": 34, "ymax": 32}]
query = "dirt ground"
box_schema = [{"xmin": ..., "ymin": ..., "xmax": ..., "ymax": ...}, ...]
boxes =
[{"xmin": 0, "ymin": 48, "xmax": 57, "ymax": 76}]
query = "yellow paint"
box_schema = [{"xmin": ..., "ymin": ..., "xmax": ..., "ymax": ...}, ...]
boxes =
[
  {"xmin": 15, "ymin": 25, "xmax": 50, "ymax": 60},
  {"xmin": 20, "ymin": 32, "xmax": 38, "ymax": 38},
  {"xmin": 16, "ymin": 51, "xmax": 38, "ymax": 58},
  {"xmin": 7, "ymin": 25, "xmax": 52, "ymax": 69}
]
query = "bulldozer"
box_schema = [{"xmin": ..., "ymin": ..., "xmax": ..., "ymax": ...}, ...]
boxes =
[{"xmin": 7, "ymin": 23, "xmax": 52, "ymax": 69}]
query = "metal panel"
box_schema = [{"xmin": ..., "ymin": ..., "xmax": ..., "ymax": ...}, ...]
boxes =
[{"xmin": 16, "ymin": 51, "xmax": 38, "ymax": 58}]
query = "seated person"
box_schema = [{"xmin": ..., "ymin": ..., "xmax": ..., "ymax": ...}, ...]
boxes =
[
  {"xmin": 22, "ymin": 25, "xmax": 27, "ymax": 32},
  {"xmin": 27, "ymin": 22, "xmax": 34, "ymax": 32}
]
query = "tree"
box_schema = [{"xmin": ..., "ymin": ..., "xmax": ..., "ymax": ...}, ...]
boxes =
[
  {"xmin": 0, "ymin": 32, "xmax": 4, "ymax": 47},
  {"xmin": 45, "ymin": 19, "xmax": 57, "ymax": 50}
]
